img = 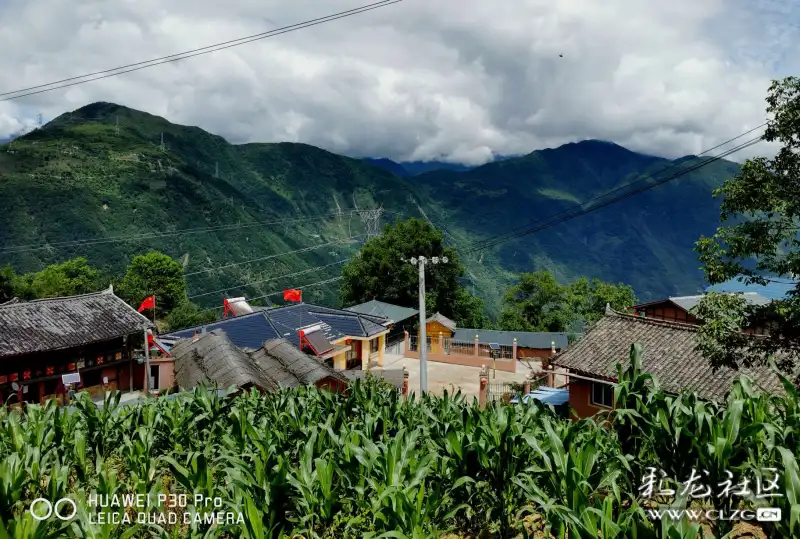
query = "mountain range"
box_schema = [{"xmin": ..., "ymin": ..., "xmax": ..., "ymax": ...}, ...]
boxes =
[{"xmin": 0, "ymin": 102, "xmax": 740, "ymax": 317}]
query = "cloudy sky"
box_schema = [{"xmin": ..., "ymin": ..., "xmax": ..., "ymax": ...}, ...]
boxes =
[{"xmin": 0, "ymin": 0, "xmax": 796, "ymax": 164}]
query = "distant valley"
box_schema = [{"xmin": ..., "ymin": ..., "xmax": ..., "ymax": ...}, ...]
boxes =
[{"xmin": 0, "ymin": 102, "xmax": 741, "ymax": 317}]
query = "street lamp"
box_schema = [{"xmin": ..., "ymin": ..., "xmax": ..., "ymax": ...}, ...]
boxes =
[
  {"xmin": 405, "ymin": 255, "xmax": 448, "ymax": 394},
  {"xmin": 489, "ymin": 343, "xmax": 500, "ymax": 379}
]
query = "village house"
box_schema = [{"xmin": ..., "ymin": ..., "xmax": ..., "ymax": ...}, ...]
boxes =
[
  {"xmin": 161, "ymin": 301, "xmax": 391, "ymax": 371},
  {"xmin": 0, "ymin": 287, "xmax": 154, "ymax": 406},
  {"xmin": 404, "ymin": 312, "xmax": 572, "ymax": 373},
  {"xmin": 550, "ymin": 305, "xmax": 785, "ymax": 419},
  {"xmin": 170, "ymin": 330, "xmax": 350, "ymax": 394},
  {"xmin": 344, "ymin": 299, "xmax": 418, "ymax": 353},
  {"xmin": 632, "ymin": 292, "xmax": 771, "ymax": 333}
]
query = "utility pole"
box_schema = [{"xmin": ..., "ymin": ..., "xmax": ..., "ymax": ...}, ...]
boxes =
[
  {"xmin": 114, "ymin": 116, "xmax": 120, "ymax": 136},
  {"xmin": 143, "ymin": 329, "xmax": 151, "ymax": 394},
  {"xmin": 214, "ymin": 162, "xmax": 219, "ymax": 178},
  {"xmin": 407, "ymin": 255, "xmax": 448, "ymax": 394},
  {"xmin": 159, "ymin": 133, "xmax": 165, "ymax": 151}
]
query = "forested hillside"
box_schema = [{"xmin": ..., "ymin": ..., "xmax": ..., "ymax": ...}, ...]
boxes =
[{"xmin": 0, "ymin": 102, "xmax": 740, "ymax": 316}]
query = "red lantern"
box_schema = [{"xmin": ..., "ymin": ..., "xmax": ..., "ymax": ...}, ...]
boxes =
[
  {"xmin": 67, "ymin": 363, "xmax": 76, "ymax": 371},
  {"xmin": 22, "ymin": 370, "xmax": 31, "ymax": 380},
  {"xmin": 9, "ymin": 373, "xmax": 18, "ymax": 382},
  {"xmin": 46, "ymin": 366, "xmax": 55, "ymax": 375}
]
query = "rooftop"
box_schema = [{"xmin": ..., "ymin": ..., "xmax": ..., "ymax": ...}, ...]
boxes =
[
  {"xmin": 171, "ymin": 330, "xmax": 347, "ymax": 392},
  {"xmin": 426, "ymin": 312, "xmax": 457, "ymax": 331},
  {"xmin": 634, "ymin": 292, "xmax": 771, "ymax": 312},
  {"xmin": 345, "ymin": 299, "xmax": 418, "ymax": 324},
  {"xmin": 162, "ymin": 302, "xmax": 389, "ymax": 352},
  {"xmin": 0, "ymin": 286, "xmax": 152, "ymax": 358},
  {"xmin": 551, "ymin": 305, "xmax": 785, "ymax": 402}
]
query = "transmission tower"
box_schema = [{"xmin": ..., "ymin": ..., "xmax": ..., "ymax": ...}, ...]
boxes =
[
  {"xmin": 159, "ymin": 133, "xmax": 165, "ymax": 151},
  {"xmin": 114, "ymin": 116, "xmax": 120, "ymax": 136},
  {"xmin": 353, "ymin": 195, "xmax": 384, "ymax": 238},
  {"xmin": 214, "ymin": 162, "xmax": 219, "ymax": 178}
]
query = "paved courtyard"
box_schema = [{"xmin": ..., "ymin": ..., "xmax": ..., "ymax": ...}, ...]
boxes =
[{"xmin": 375, "ymin": 353, "xmax": 545, "ymax": 400}]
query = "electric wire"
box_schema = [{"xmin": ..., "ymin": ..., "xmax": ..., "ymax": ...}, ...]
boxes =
[
  {"xmin": 183, "ymin": 235, "xmax": 364, "ymax": 277},
  {"xmin": 188, "ymin": 259, "xmax": 350, "ymax": 299},
  {"xmin": 462, "ymin": 134, "xmax": 765, "ymax": 255},
  {"xmin": 0, "ymin": 0, "xmax": 403, "ymax": 102},
  {"xmin": 0, "ymin": 211, "xmax": 360, "ymax": 254}
]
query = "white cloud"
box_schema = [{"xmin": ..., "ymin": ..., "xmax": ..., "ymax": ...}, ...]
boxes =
[{"xmin": 0, "ymin": 0, "xmax": 795, "ymax": 162}]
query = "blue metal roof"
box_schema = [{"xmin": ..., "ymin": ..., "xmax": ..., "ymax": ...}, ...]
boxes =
[
  {"xmin": 345, "ymin": 300, "xmax": 417, "ymax": 323},
  {"xmin": 163, "ymin": 312, "xmax": 281, "ymax": 350},
  {"xmin": 510, "ymin": 387, "xmax": 569, "ymax": 407}
]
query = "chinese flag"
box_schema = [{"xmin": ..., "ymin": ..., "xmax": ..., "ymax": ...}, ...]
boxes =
[
  {"xmin": 137, "ymin": 295, "xmax": 155, "ymax": 312},
  {"xmin": 283, "ymin": 289, "xmax": 302, "ymax": 302}
]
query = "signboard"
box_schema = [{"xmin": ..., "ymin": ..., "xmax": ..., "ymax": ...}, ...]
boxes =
[{"xmin": 61, "ymin": 373, "xmax": 81, "ymax": 385}]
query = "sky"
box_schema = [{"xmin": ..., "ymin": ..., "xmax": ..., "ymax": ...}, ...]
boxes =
[{"xmin": 0, "ymin": 0, "xmax": 797, "ymax": 165}]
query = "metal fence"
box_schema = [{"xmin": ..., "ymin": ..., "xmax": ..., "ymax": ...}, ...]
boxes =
[
  {"xmin": 408, "ymin": 336, "xmax": 514, "ymax": 359},
  {"xmin": 486, "ymin": 375, "xmax": 548, "ymax": 403}
]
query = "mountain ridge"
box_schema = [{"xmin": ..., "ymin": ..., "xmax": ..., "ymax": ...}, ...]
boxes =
[{"xmin": 0, "ymin": 102, "xmax": 741, "ymax": 315}]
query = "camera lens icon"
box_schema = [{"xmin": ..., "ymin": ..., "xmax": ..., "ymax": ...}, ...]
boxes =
[{"xmin": 29, "ymin": 498, "xmax": 77, "ymax": 521}]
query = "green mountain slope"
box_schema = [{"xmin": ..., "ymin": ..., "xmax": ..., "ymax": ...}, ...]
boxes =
[
  {"xmin": 0, "ymin": 102, "xmax": 740, "ymax": 317},
  {"xmin": 0, "ymin": 102, "xmax": 424, "ymax": 309},
  {"xmin": 416, "ymin": 140, "xmax": 741, "ymax": 302}
]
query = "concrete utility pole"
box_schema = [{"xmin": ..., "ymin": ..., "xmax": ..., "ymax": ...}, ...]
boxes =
[
  {"xmin": 143, "ymin": 329, "xmax": 151, "ymax": 394},
  {"xmin": 407, "ymin": 255, "xmax": 448, "ymax": 394}
]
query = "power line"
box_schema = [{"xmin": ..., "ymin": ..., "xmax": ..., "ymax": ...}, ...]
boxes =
[
  {"xmin": 0, "ymin": 0, "xmax": 403, "ymax": 102},
  {"xmin": 188, "ymin": 259, "xmax": 350, "ymax": 300},
  {"xmin": 462, "ymin": 133, "xmax": 765, "ymax": 255},
  {"xmin": 183, "ymin": 235, "xmax": 364, "ymax": 277},
  {"xmin": 0, "ymin": 211, "xmax": 359, "ymax": 254},
  {"xmin": 244, "ymin": 276, "xmax": 344, "ymax": 305}
]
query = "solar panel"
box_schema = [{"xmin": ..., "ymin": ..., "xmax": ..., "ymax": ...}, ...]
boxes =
[
  {"xmin": 303, "ymin": 330, "xmax": 333, "ymax": 355},
  {"xmin": 488, "ymin": 343, "xmax": 501, "ymax": 351}
]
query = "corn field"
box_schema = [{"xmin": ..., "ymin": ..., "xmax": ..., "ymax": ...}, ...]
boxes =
[{"xmin": 0, "ymin": 344, "xmax": 798, "ymax": 538}]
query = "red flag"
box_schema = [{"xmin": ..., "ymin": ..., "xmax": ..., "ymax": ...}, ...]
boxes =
[
  {"xmin": 283, "ymin": 289, "xmax": 302, "ymax": 302},
  {"xmin": 137, "ymin": 295, "xmax": 155, "ymax": 312}
]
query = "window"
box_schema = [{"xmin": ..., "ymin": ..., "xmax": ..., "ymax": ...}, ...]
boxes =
[
  {"xmin": 370, "ymin": 338, "xmax": 379, "ymax": 354},
  {"xmin": 590, "ymin": 382, "xmax": 613, "ymax": 408}
]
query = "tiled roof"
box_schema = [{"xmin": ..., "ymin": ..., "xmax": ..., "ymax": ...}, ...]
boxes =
[
  {"xmin": 171, "ymin": 330, "xmax": 279, "ymax": 392},
  {"xmin": 345, "ymin": 300, "xmax": 417, "ymax": 323},
  {"xmin": 163, "ymin": 303, "xmax": 388, "ymax": 351},
  {"xmin": 426, "ymin": 312, "xmax": 457, "ymax": 331},
  {"xmin": 669, "ymin": 292, "xmax": 771, "ymax": 312},
  {"xmin": 253, "ymin": 339, "xmax": 347, "ymax": 388},
  {"xmin": 551, "ymin": 307, "xmax": 785, "ymax": 402},
  {"xmin": 163, "ymin": 312, "xmax": 281, "ymax": 350},
  {"xmin": 0, "ymin": 287, "xmax": 152, "ymax": 358},
  {"xmin": 170, "ymin": 331, "xmax": 344, "ymax": 392},
  {"xmin": 453, "ymin": 329, "xmax": 570, "ymax": 349}
]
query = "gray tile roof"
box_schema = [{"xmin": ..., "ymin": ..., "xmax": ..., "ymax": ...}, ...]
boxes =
[
  {"xmin": 171, "ymin": 330, "xmax": 279, "ymax": 392},
  {"xmin": 453, "ymin": 329, "xmax": 570, "ymax": 349},
  {"xmin": 170, "ymin": 331, "xmax": 345, "ymax": 392},
  {"xmin": 426, "ymin": 312, "xmax": 457, "ymax": 331},
  {"xmin": 345, "ymin": 300, "xmax": 417, "ymax": 323},
  {"xmin": 551, "ymin": 308, "xmax": 785, "ymax": 402},
  {"xmin": 0, "ymin": 287, "xmax": 152, "ymax": 358},
  {"xmin": 636, "ymin": 292, "xmax": 772, "ymax": 312},
  {"xmin": 253, "ymin": 339, "xmax": 347, "ymax": 388}
]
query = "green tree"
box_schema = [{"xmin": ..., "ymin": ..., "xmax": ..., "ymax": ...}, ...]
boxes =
[
  {"xmin": 499, "ymin": 271, "xmax": 573, "ymax": 331},
  {"xmin": 340, "ymin": 218, "xmax": 486, "ymax": 326},
  {"xmin": 695, "ymin": 76, "xmax": 800, "ymax": 373},
  {"xmin": 12, "ymin": 257, "xmax": 108, "ymax": 299},
  {"xmin": 117, "ymin": 251, "xmax": 187, "ymax": 316},
  {"xmin": 0, "ymin": 265, "xmax": 16, "ymax": 302},
  {"xmin": 165, "ymin": 300, "xmax": 218, "ymax": 331},
  {"xmin": 499, "ymin": 270, "xmax": 637, "ymax": 332}
]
